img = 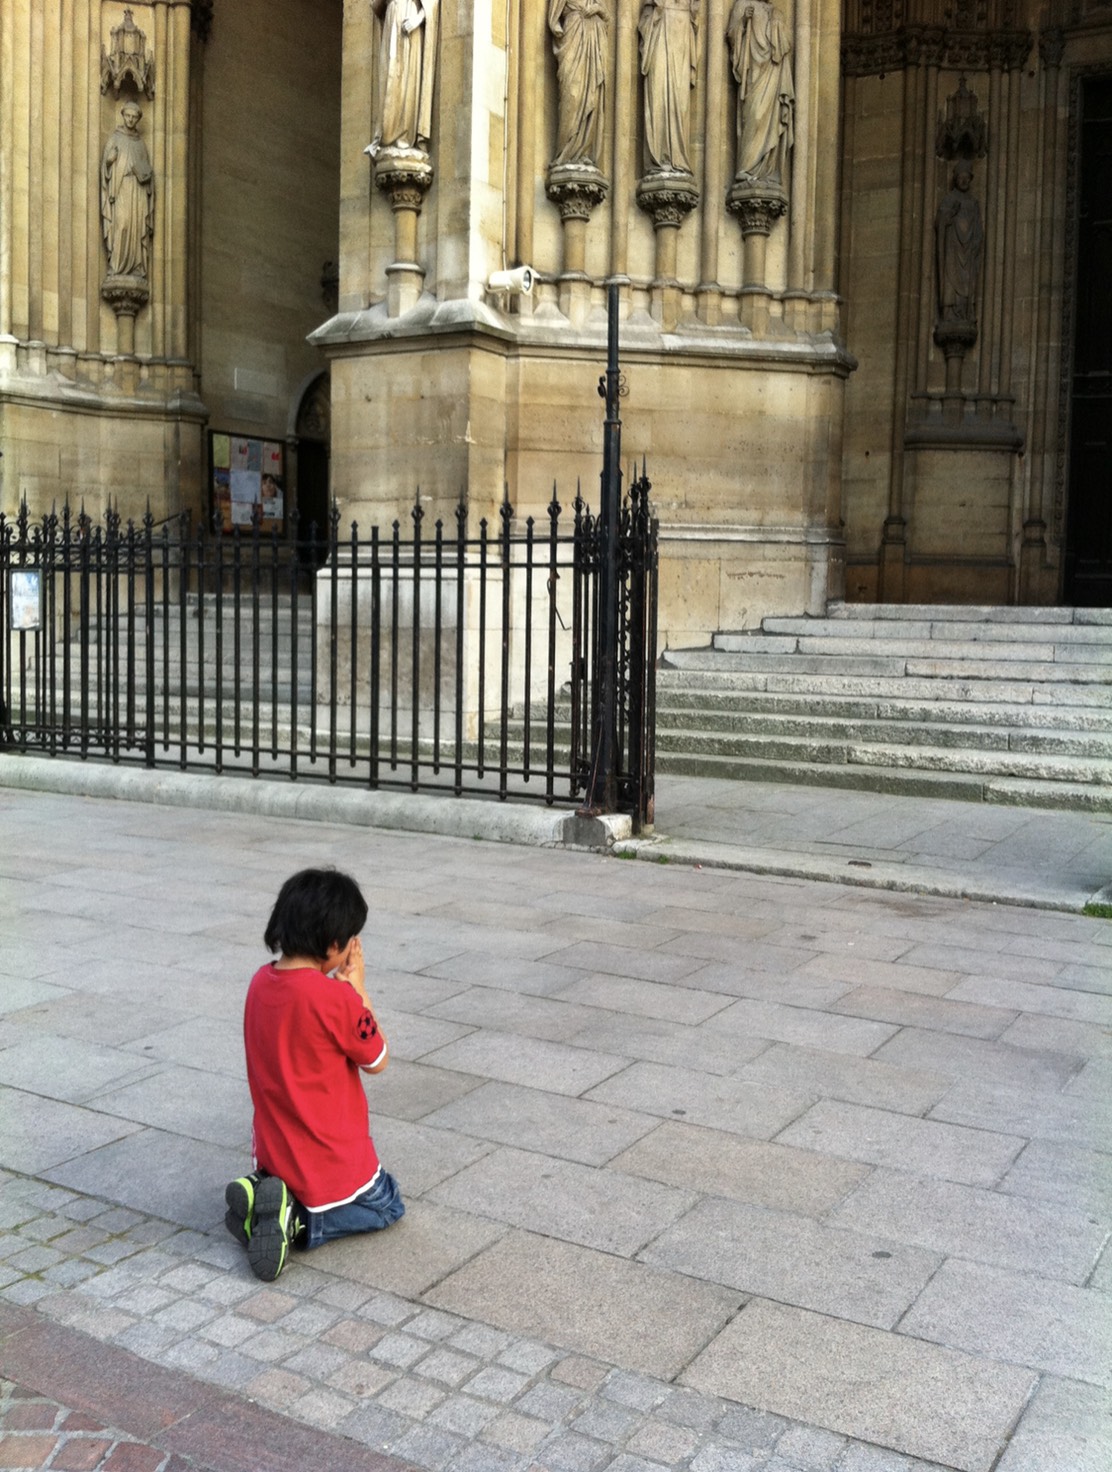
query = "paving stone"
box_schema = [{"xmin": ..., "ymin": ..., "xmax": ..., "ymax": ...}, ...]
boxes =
[
  {"xmin": 681, "ymin": 1299, "xmax": 1036, "ymax": 1472},
  {"xmin": 428, "ymin": 1147, "xmax": 697, "ymax": 1257},
  {"xmin": 775, "ymin": 1423, "xmax": 849, "ymax": 1468},
  {"xmin": 420, "ymin": 1032, "xmax": 632, "ymax": 1097},
  {"xmin": 599, "ymin": 1370, "xmax": 668, "ymax": 1414},
  {"xmin": 443, "ymin": 1442, "xmax": 530, "ymax": 1472},
  {"xmin": 532, "ymin": 1427, "xmax": 612, "ymax": 1471},
  {"xmin": 625, "ymin": 1416, "xmax": 701, "ymax": 1462},
  {"xmin": 370, "ymin": 1115, "xmax": 496, "ymax": 1196},
  {"xmin": 641, "ymin": 1197, "xmax": 939, "ymax": 1329},
  {"xmin": 993, "ymin": 1375, "xmax": 1112, "ymax": 1472},
  {"xmin": 777, "ymin": 1100, "xmax": 1024, "ymax": 1187},
  {"xmin": 514, "ymin": 1380, "xmax": 588, "ymax": 1423},
  {"xmin": 569, "ymin": 1397, "xmax": 643, "ymax": 1442},
  {"xmin": 372, "ymin": 1058, "xmax": 484, "ymax": 1122},
  {"xmin": 551, "ymin": 1357, "xmax": 610, "ymax": 1392},
  {"xmin": 389, "ymin": 1420, "xmax": 464, "ymax": 1471},
  {"xmin": 406, "ymin": 1307, "xmax": 468, "ymax": 1342},
  {"xmin": 611, "ymin": 1121, "xmax": 867, "ymax": 1217},
  {"xmin": 689, "ymin": 1444, "xmax": 763, "ymax": 1471},
  {"xmin": 426, "ymin": 984, "xmax": 601, "ymax": 1043},
  {"xmin": 930, "ymin": 1079, "xmax": 1108, "ymax": 1152},
  {"xmin": 900, "ymin": 1258, "xmax": 1112, "ymax": 1386},
  {"xmin": 948, "ymin": 974, "xmax": 1112, "ymax": 1026},
  {"xmin": 829, "ymin": 985, "xmax": 1016, "ymax": 1040},
  {"xmin": 316, "ymin": 1200, "xmax": 507, "ymax": 1298},
  {"xmin": 714, "ymin": 1404, "xmax": 790, "ymax": 1447},
  {"xmin": 422, "ymin": 1083, "xmax": 657, "ymax": 1167},
  {"xmin": 481, "ymin": 1408, "xmax": 551, "ymax": 1453},
  {"xmin": 828, "ymin": 1169, "xmax": 1108, "ymax": 1283},
  {"xmin": 448, "ymin": 1322, "xmax": 514, "ymax": 1360},
  {"xmin": 376, "ymin": 1376, "xmax": 448, "ymax": 1418},
  {"xmin": 735, "ymin": 1043, "xmax": 950, "ymax": 1116},
  {"xmin": 552, "ymin": 972, "xmax": 736, "ymax": 1026},
  {"xmin": 585, "ymin": 1060, "xmax": 812, "ymax": 1140},
  {"xmin": 415, "ymin": 1349, "xmax": 483, "ymax": 1387},
  {"xmin": 367, "ymin": 1331, "xmax": 428, "ymax": 1369},
  {"xmin": 426, "ymin": 1393, "xmax": 501, "ymax": 1437},
  {"xmin": 871, "ymin": 1028, "xmax": 1081, "ymax": 1093},
  {"xmin": 707, "ymin": 998, "xmax": 899, "ymax": 1058},
  {"xmin": 462, "ymin": 1365, "xmax": 531, "ymax": 1403},
  {"xmin": 425, "ymin": 1230, "xmax": 740, "ymax": 1380},
  {"xmin": 564, "ymin": 1010, "xmax": 771, "ymax": 1076}
]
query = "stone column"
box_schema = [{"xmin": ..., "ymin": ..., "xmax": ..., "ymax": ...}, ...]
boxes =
[{"xmin": 373, "ymin": 151, "xmax": 434, "ymax": 317}]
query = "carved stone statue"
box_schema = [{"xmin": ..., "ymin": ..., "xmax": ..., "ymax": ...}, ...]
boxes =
[
  {"xmin": 548, "ymin": 1, "xmax": 609, "ymax": 170},
  {"xmin": 637, "ymin": 0, "xmax": 699, "ymax": 176},
  {"xmin": 727, "ymin": 0, "xmax": 794, "ymax": 187},
  {"xmin": 935, "ymin": 161, "xmax": 984, "ymax": 329},
  {"xmin": 369, "ymin": 0, "xmax": 439, "ymax": 157},
  {"xmin": 100, "ymin": 102, "xmax": 154, "ymax": 281}
]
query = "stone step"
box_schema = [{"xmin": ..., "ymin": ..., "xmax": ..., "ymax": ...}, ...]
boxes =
[
  {"xmin": 653, "ymin": 688, "xmax": 1112, "ymax": 730},
  {"xmin": 711, "ymin": 633, "xmax": 1112, "ymax": 669},
  {"xmin": 658, "ymin": 664, "xmax": 1112, "ymax": 705},
  {"xmin": 821, "ymin": 602, "xmax": 1112, "ymax": 626},
  {"xmin": 760, "ymin": 614, "xmax": 1112, "ymax": 645}
]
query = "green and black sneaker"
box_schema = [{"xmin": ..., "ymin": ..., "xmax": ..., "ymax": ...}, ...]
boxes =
[
  {"xmin": 224, "ymin": 1170, "xmax": 263, "ymax": 1248},
  {"xmin": 247, "ymin": 1176, "xmax": 299, "ymax": 1282}
]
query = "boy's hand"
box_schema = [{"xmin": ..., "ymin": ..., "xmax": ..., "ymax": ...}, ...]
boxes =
[{"xmin": 335, "ymin": 937, "xmax": 370, "ymax": 1004}]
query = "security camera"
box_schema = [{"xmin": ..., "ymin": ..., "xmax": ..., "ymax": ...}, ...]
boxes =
[{"xmin": 487, "ymin": 266, "xmax": 534, "ymax": 296}]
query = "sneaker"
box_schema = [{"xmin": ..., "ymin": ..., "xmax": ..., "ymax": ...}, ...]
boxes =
[
  {"xmin": 247, "ymin": 1176, "xmax": 299, "ymax": 1282},
  {"xmin": 224, "ymin": 1171, "xmax": 263, "ymax": 1248}
]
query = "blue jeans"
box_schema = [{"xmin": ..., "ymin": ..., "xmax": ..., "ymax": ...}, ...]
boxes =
[{"xmin": 302, "ymin": 1169, "xmax": 405, "ymax": 1250}]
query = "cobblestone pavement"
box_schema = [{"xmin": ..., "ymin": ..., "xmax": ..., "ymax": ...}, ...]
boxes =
[
  {"xmin": 0, "ymin": 1174, "xmax": 950, "ymax": 1472},
  {"xmin": 1, "ymin": 784, "xmax": 1110, "ymax": 1472}
]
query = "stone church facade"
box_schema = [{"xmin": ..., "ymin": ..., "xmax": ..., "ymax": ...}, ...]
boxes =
[{"xmin": 1, "ymin": 1, "xmax": 1109, "ymax": 647}]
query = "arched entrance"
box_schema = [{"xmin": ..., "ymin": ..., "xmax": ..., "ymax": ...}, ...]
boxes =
[
  {"xmin": 1064, "ymin": 74, "xmax": 1112, "ymax": 606},
  {"xmin": 293, "ymin": 371, "xmax": 331, "ymax": 563}
]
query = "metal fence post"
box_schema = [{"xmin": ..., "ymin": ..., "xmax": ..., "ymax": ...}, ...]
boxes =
[{"xmin": 582, "ymin": 280, "xmax": 622, "ymax": 813}]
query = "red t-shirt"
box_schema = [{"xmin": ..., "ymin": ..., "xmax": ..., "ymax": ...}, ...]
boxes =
[{"xmin": 244, "ymin": 962, "xmax": 387, "ymax": 1211}]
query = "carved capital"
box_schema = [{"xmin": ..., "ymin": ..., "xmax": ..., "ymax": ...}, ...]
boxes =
[
  {"xmin": 726, "ymin": 183, "xmax": 788, "ymax": 237},
  {"xmin": 545, "ymin": 163, "xmax": 609, "ymax": 222},
  {"xmin": 636, "ymin": 170, "xmax": 699, "ymax": 230},
  {"xmin": 101, "ymin": 275, "xmax": 150, "ymax": 318},
  {"xmin": 372, "ymin": 147, "xmax": 434, "ymax": 211},
  {"xmin": 1038, "ymin": 26, "xmax": 1066, "ymax": 69}
]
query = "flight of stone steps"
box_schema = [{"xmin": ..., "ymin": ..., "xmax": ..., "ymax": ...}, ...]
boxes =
[{"xmin": 654, "ymin": 603, "xmax": 1112, "ymax": 811}]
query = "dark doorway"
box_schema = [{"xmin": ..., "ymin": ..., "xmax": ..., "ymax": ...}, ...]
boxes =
[
  {"xmin": 295, "ymin": 373, "xmax": 331, "ymax": 568},
  {"xmin": 1064, "ymin": 76, "xmax": 1112, "ymax": 606}
]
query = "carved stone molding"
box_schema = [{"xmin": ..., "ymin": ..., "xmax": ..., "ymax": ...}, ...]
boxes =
[
  {"xmin": 545, "ymin": 163, "xmax": 609, "ymax": 222},
  {"xmin": 636, "ymin": 170, "xmax": 699, "ymax": 230},
  {"xmin": 101, "ymin": 8, "xmax": 155, "ymax": 99},
  {"xmin": 373, "ymin": 148, "xmax": 434, "ymax": 212},
  {"xmin": 842, "ymin": 28, "xmax": 1032, "ymax": 76},
  {"xmin": 100, "ymin": 275, "xmax": 150, "ymax": 318},
  {"xmin": 726, "ymin": 183, "xmax": 788, "ymax": 236}
]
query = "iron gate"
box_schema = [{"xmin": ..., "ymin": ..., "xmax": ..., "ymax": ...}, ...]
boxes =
[{"xmin": 1, "ymin": 484, "xmax": 657, "ymax": 827}]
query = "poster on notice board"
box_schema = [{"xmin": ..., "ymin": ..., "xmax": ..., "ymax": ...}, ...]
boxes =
[{"xmin": 210, "ymin": 433, "xmax": 285, "ymax": 533}]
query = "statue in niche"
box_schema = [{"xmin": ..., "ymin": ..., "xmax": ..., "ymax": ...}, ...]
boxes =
[
  {"xmin": 726, "ymin": 0, "xmax": 794, "ymax": 187},
  {"xmin": 369, "ymin": 0, "xmax": 439, "ymax": 157},
  {"xmin": 100, "ymin": 102, "xmax": 154, "ymax": 281},
  {"xmin": 637, "ymin": 0, "xmax": 699, "ymax": 176},
  {"xmin": 935, "ymin": 160, "xmax": 984, "ymax": 329},
  {"xmin": 548, "ymin": 1, "xmax": 610, "ymax": 170}
]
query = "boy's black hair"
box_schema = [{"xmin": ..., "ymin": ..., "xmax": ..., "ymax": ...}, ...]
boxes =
[{"xmin": 264, "ymin": 867, "xmax": 368, "ymax": 960}]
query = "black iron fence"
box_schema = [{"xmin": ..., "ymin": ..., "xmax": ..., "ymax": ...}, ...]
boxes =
[{"xmin": 0, "ymin": 483, "xmax": 657, "ymax": 826}]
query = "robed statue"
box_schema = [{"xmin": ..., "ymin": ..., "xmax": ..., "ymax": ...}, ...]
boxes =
[
  {"xmin": 726, "ymin": 0, "xmax": 794, "ymax": 187},
  {"xmin": 935, "ymin": 161, "xmax": 984, "ymax": 328},
  {"xmin": 548, "ymin": 1, "xmax": 609, "ymax": 170},
  {"xmin": 100, "ymin": 102, "xmax": 154, "ymax": 281},
  {"xmin": 637, "ymin": 0, "xmax": 699, "ymax": 176},
  {"xmin": 369, "ymin": 0, "xmax": 439, "ymax": 156}
]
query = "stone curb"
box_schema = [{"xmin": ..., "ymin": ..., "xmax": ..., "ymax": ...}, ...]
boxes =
[
  {"xmin": 613, "ymin": 834, "xmax": 1106, "ymax": 915},
  {"xmin": 0, "ymin": 755, "xmax": 631, "ymax": 852}
]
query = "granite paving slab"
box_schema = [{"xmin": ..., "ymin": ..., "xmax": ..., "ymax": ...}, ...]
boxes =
[
  {"xmin": 425, "ymin": 986, "xmax": 606, "ymax": 1043},
  {"xmin": 992, "ymin": 1012, "xmax": 1112, "ymax": 1060},
  {"xmin": 776, "ymin": 1099, "xmax": 1026, "ymax": 1187},
  {"xmin": 562, "ymin": 1011, "xmax": 772, "ymax": 1076},
  {"xmin": 709, "ymin": 998, "xmax": 898, "ymax": 1057},
  {"xmin": 426, "ymin": 1147, "xmax": 698, "ymax": 1256},
  {"xmin": 994, "ymin": 1375, "xmax": 1112, "ymax": 1472},
  {"xmin": 41, "ymin": 1128, "xmax": 247, "ymax": 1233},
  {"xmin": 735, "ymin": 1043, "xmax": 950, "ymax": 1116},
  {"xmin": 639, "ymin": 1197, "xmax": 940, "ymax": 1329},
  {"xmin": 82, "ymin": 1065, "xmax": 253, "ymax": 1148},
  {"xmin": 899, "ymin": 1257, "xmax": 1112, "ymax": 1386},
  {"xmin": 828, "ymin": 1168, "xmax": 1109, "ymax": 1283},
  {"xmin": 424, "ymin": 1230, "xmax": 743, "ymax": 1380},
  {"xmin": 365, "ymin": 1117, "xmax": 496, "ymax": 1197},
  {"xmin": 929, "ymin": 1079, "xmax": 1109, "ymax": 1152},
  {"xmin": 997, "ymin": 1138, "xmax": 1112, "ymax": 1218},
  {"xmin": 369, "ymin": 1058, "xmax": 483, "ymax": 1123},
  {"xmin": 679, "ymin": 1298, "xmax": 1036, "ymax": 1472},
  {"xmin": 299, "ymin": 1201, "xmax": 508, "ymax": 1299},
  {"xmin": 419, "ymin": 1081, "xmax": 658, "ymax": 1166},
  {"xmin": 550, "ymin": 973, "xmax": 737, "ymax": 1026},
  {"xmin": 0, "ymin": 1035, "xmax": 162, "ymax": 1103},
  {"xmin": 947, "ymin": 974, "xmax": 1112, "ymax": 1026},
  {"xmin": 870, "ymin": 1027, "xmax": 1083, "ymax": 1092},
  {"xmin": 0, "ymin": 1088, "xmax": 143, "ymax": 1176},
  {"xmin": 585, "ymin": 1059, "xmax": 812, "ymax": 1139},
  {"xmin": 829, "ymin": 984, "xmax": 1017, "ymax": 1040},
  {"xmin": 417, "ymin": 1031, "xmax": 632, "ymax": 1097},
  {"xmin": 609, "ymin": 1120, "xmax": 868, "ymax": 1217}
]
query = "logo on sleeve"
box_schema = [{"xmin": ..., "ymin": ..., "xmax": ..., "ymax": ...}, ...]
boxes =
[{"xmin": 356, "ymin": 1011, "xmax": 378, "ymax": 1042}]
